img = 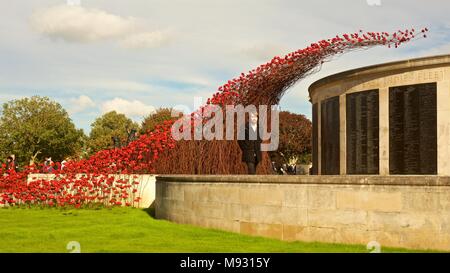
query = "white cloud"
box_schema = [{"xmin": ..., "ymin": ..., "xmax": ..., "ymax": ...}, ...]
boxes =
[
  {"xmin": 120, "ymin": 31, "xmax": 172, "ymax": 49},
  {"xmin": 68, "ymin": 95, "xmax": 96, "ymax": 114},
  {"xmin": 30, "ymin": 5, "xmax": 137, "ymax": 43},
  {"xmin": 30, "ymin": 5, "xmax": 171, "ymax": 49},
  {"xmin": 100, "ymin": 98, "xmax": 156, "ymax": 118}
]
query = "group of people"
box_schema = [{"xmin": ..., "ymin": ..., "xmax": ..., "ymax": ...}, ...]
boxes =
[
  {"xmin": 2, "ymin": 155, "xmax": 68, "ymax": 175},
  {"xmin": 271, "ymin": 162, "xmax": 298, "ymax": 175},
  {"xmin": 39, "ymin": 157, "xmax": 69, "ymax": 173}
]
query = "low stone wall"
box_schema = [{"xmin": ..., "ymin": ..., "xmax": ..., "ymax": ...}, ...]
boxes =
[
  {"xmin": 27, "ymin": 174, "xmax": 156, "ymax": 209},
  {"xmin": 155, "ymin": 175, "xmax": 450, "ymax": 251}
]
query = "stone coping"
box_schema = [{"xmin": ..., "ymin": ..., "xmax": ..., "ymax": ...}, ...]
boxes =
[
  {"xmin": 308, "ymin": 54, "xmax": 450, "ymax": 95},
  {"xmin": 156, "ymin": 175, "xmax": 450, "ymax": 186}
]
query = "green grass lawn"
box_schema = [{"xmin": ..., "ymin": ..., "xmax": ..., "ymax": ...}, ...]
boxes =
[{"xmin": 0, "ymin": 207, "xmax": 432, "ymax": 253}]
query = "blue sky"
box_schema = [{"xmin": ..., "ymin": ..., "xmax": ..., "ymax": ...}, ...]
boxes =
[{"xmin": 0, "ymin": 0, "xmax": 449, "ymax": 133}]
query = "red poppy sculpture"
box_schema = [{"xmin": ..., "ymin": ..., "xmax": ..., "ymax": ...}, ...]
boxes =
[{"xmin": 0, "ymin": 28, "xmax": 428, "ymax": 207}]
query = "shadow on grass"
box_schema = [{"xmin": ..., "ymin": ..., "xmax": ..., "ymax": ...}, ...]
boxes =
[{"xmin": 143, "ymin": 202, "xmax": 155, "ymax": 218}]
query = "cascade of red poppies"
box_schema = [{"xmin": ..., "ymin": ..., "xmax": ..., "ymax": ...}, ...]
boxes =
[{"xmin": 0, "ymin": 28, "xmax": 428, "ymax": 207}]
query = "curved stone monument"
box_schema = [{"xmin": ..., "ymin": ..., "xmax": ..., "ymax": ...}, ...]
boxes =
[{"xmin": 309, "ymin": 54, "xmax": 450, "ymax": 175}]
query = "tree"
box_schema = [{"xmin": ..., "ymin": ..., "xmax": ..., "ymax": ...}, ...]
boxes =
[
  {"xmin": 88, "ymin": 111, "xmax": 139, "ymax": 154},
  {"xmin": 270, "ymin": 111, "xmax": 312, "ymax": 165},
  {"xmin": 0, "ymin": 96, "xmax": 85, "ymax": 167},
  {"xmin": 140, "ymin": 107, "xmax": 178, "ymax": 134}
]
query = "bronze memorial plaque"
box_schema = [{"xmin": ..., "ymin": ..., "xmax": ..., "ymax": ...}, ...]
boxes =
[
  {"xmin": 389, "ymin": 82, "xmax": 437, "ymax": 174},
  {"xmin": 346, "ymin": 89, "xmax": 379, "ymax": 174},
  {"xmin": 321, "ymin": 96, "xmax": 340, "ymax": 175}
]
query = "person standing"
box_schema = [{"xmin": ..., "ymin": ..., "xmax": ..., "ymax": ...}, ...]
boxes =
[
  {"xmin": 61, "ymin": 158, "xmax": 69, "ymax": 171},
  {"xmin": 6, "ymin": 155, "xmax": 16, "ymax": 174},
  {"xmin": 126, "ymin": 129, "xmax": 138, "ymax": 146},
  {"xmin": 238, "ymin": 112, "xmax": 262, "ymax": 175},
  {"xmin": 43, "ymin": 157, "xmax": 54, "ymax": 173}
]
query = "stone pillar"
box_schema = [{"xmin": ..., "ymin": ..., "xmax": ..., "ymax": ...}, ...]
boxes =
[
  {"xmin": 379, "ymin": 87, "xmax": 389, "ymax": 175},
  {"xmin": 317, "ymin": 102, "xmax": 322, "ymax": 175},
  {"xmin": 437, "ymin": 80, "xmax": 450, "ymax": 176},
  {"xmin": 339, "ymin": 94, "xmax": 347, "ymax": 175}
]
